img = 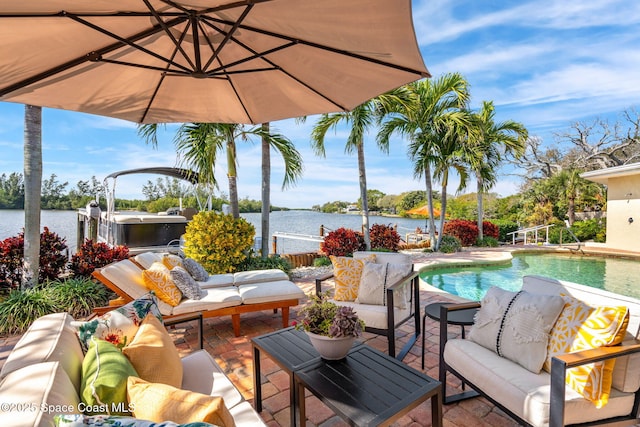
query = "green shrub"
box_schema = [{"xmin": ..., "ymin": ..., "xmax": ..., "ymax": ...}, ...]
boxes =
[
  {"xmin": 45, "ymin": 278, "xmax": 112, "ymax": 318},
  {"xmin": 183, "ymin": 211, "xmax": 255, "ymax": 274},
  {"xmin": 313, "ymin": 256, "xmax": 332, "ymax": 267},
  {"xmin": 438, "ymin": 235, "xmax": 462, "ymax": 253},
  {"xmin": 476, "ymin": 236, "xmax": 499, "ymax": 247},
  {"xmin": 0, "ymin": 288, "xmax": 59, "ymax": 335},
  {"xmin": 237, "ymin": 253, "xmax": 292, "ymax": 275},
  {"xmin": 492, "ymin": 219, "xmax": 519, "ymax": 242}
]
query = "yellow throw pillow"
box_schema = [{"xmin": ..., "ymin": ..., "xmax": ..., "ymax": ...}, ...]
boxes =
[
  {"xmin": 565, "ymin": 305, "xmax": 629, "ymax": 407},
  {"xmin": 544, "ymin": 296, "xmax": 594, "ymax": 372},
  {"xmin": 142, "ymin": 262, "xmax": 183, "ymax": 306},
  {"xmin": 162, "ymin": 254, "xmax": 184, "ymax": 270},
  {"xmin": 122, "ymin": 313, "xmax": 183, "ymax": 388},
  {"xmin": 330, "ymin": 255, "xmax": 375, "ymax": 301},
  {"xmin": 127, "ymin": 377, "xmax": 236, "ymax": 427}
]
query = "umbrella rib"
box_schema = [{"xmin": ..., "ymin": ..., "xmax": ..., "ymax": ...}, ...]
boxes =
[
  {"xmin": 202, "ymin": 4, "xmax": 253, "ymax": 72},
  {"xmin": 142, "ymin": 0, "xmax": 196, "ymax": 70},
  {"xmin": 66, "ymin": 13, "xmax": 193, "ymax": 74},
  {"xmin": 205, "ymin": 32, "xmax": 349, "ymax": 111},
  {"xmin": 207, "ymin": 17, "xmax": 430, "ymax": 78}
]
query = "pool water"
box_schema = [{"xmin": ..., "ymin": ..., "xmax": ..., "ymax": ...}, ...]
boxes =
[{"xmin": 420, "ymin": 253, "xmax": 640, "ymax": 301}]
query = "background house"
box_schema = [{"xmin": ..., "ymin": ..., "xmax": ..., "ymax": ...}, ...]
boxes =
[{"xmin": 582, "ymin": 163, "xmax": 640, "ymax": 252}]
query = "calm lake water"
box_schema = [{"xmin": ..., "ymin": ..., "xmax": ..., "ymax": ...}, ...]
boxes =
[{"xmin": 0, "ymin": 209, "xmax": 433, "ymax": 253}]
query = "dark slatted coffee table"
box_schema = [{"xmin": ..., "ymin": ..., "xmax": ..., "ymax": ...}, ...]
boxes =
[
  {"xmin": 294, "ymin": 344, "xmax": 442, "ymax": 427},
  {"xmin": 253, "ymin": 327, "xmax": 442, "ymax": 427}
]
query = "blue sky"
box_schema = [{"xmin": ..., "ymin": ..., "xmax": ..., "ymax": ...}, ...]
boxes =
[{"xmin": 1, "ymin": 0, "xmax": 639, "ymax": 209}]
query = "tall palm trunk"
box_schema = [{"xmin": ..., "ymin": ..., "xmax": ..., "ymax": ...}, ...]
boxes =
[
  {"xmin": 357, "ymin": 142, "xmax": 371, "ymax": 250},
  {"xmin": 261, "ymin": 123, "xmax": 270, "ymax": 258},
  {"xmin": 226, "ymin": 140, "xmax": 239, "ymax": 218},
  {"xmin": 424, "ymin": 164, "xmax": 437, "ymax": 250},
  {"xmin": 477, "ymin": 175, "xmax": 484, "ymax": 240},
  {"xmin": 23, "ymin": 105, "xmax": 42, "ymax": 289},
  {"xmin": 437, "ymin": 171, "xmax": 449, "ymax": 251}
]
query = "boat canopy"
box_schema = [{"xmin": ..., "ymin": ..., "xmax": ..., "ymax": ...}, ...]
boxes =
[{"xmin": 104, "ymin": 167, "xmax": 200, "ymax": 185}]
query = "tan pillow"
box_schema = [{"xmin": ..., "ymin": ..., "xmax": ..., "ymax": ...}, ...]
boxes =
[
  {"xmin": 127, "ymin": 377, "xmax": 235, "ymax": 427},
  {"xmin": 330, "ymin": 254, "xmax": 375, "ymax": 301},
  {"xmin": 142, "ymin": 262, "xmax": 183, "ymax": 306},
  {"xmin": 122, "ymin": 313, "xmax": 183, "ymax": 388},
  {"xmin": 162, "ymin": 254, "xmax": 184, "ymax": 270}
]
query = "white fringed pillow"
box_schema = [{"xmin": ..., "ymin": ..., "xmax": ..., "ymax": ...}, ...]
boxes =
[{"xmin": 468, "ymin": 286, "xmax": 565, "ymax": 373}]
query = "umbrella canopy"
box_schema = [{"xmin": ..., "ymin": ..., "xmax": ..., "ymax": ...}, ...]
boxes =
[
  {"xmin": 0, "ymin": 0, "xmax": 429, "ymax": 124},
  {"xmin": 406, "ymin": 204, "xmax": 441, "ymax": 217}
]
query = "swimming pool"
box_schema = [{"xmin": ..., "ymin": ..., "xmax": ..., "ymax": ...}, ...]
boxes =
[{"xmin": 420, "ymin": 253, "xmax": 640, "ymax": 301}]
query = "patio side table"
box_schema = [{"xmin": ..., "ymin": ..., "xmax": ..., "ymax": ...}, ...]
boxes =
[
  {"xmin": 251, "ymin": 327, "xmax": 321, "ymax": 426},
  {"xmin": 294, "ymin": 344, "xmax": 442, "ymax": 427}
]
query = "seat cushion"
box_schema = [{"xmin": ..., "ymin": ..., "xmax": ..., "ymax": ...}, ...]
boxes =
[
  {"xmin": 181, "ymin": 350, "xmax": 243, "ymax": 409},
  {"xmin": 333, "ymin": 300, "xmax": 410, "ymax": 330},
  {"xmin": 199, "ymin": 273, "xmax": 235, "ymax": 289},
  {"xmin": 171, "ymin": 287, "xmax": 242, "ymax": 315},
  {"xmin": 237, "ymin": 280, "xmax": 304, "ymax": 304},
  {"xmin": 444, "ymin": 338, "xmax": 636, "ymax": 426},
  {"xmin": 0, "ymin": 312, "xmax": 84, "ymax": 393},
  {"xmin": 233, "ymin": 269, "xmax": 289, "ymax": 285},
  {"xmin": 122, "ymin": 314, "xmax": 183, "ymax": 388},
  {"xmin": 0, "ymin": 361, "xmax": 81, "ymax": 426}
]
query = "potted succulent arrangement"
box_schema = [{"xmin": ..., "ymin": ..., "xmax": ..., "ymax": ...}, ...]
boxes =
[{"xmin": 294, "ymin": 292, "xmax": 366, "ymax": 360}]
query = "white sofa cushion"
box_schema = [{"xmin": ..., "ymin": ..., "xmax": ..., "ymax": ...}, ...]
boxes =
[
  {"xmin": 233, "ymin": 269, "xmax": 289, "ymax": 285},
  {"xmin": 0, "ymin": 361, "xmax": 81, "ymax": 426},
  {"xmin": 181, "ymin": 350, "xmax": 243, "ymax": 408},
  {"xmin": 445, "ymin": 338, "xmax": 636, "ymax": 426},
  {"xmin": 237, "ymin": 280, "xmax": 304, "ymax": 304},
  {"xmin": 0, "ymin": 313, "xmax": 84, "ymax": 393},
  {"xmin": 199, "ymin": 273, "xmax": 235, "ymax": 289},
  {"xmin": 170, "ymin": 286, "xmax": 242, "ymax": 315}
]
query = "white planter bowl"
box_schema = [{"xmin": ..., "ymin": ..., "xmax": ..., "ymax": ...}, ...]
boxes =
[{"xmin": 306, "ymin": 332, "xmax": 355, "ymax": 360}]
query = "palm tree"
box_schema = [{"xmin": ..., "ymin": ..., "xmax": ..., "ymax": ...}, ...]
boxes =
[
  {"xmin": 467, "ymin": 101, "xmax": 528, "ymax": 239},
  {"xmin": 310, "ymin": 90, "xmax": 412, "ymax": 250},
  {"xmin": 139, "ymin": 123, "xmax": 302, "ymax": 221},
  {"xmin": 22, "ymin": 105, "xmax": 42, "ymax": 289},
  {"xmin": 378, "ymin": 73, "xmax": 471, "ymax": 250}
]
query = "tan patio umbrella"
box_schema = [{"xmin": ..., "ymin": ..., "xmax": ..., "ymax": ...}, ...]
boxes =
[{"xmin": 0, "ymin": 0, "xmax": 429, "ymax": 124}]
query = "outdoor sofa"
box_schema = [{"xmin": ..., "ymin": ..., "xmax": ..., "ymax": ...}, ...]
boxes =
[
  {"xmin": 439, "ymin": 274, "xmax": 640, "ymax": 427},
  {"xmin": 0, "ymin": 311, "xmax": 266, "ymax": 426},
  {"xmin": 93, "ymin": 252, "xmax": 305, "ymax": 336}
]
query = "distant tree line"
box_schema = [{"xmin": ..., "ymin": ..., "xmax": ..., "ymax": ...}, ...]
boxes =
[{"xmin": 0, "ymin": 173, "xmax": 287, "ymax": 213}]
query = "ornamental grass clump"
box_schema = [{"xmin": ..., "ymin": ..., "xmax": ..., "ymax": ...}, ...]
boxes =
[{"xmin": 295, "ymin": 292, "xmax": 365, "ymax": 338}]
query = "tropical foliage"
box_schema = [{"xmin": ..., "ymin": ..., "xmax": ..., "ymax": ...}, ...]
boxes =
[
  {"xmin": 183, "ymin": 211, "xmax": 255, "ymax": 274},
  {"xmin": 70, "ymin": 240, "xmax": 129, "ymax": 277}
]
